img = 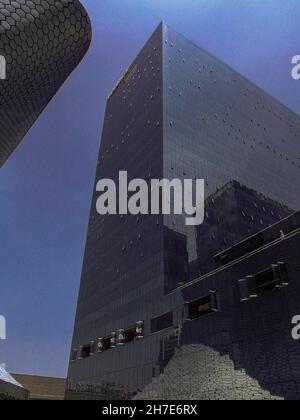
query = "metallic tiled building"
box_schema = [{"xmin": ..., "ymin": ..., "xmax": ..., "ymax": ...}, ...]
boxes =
[
  {"xmin": 0, "ymin": 0, "xmax": 92, "ymax": 167},
  {"xmin": 67, "ymin": 23, "xmax": 300, "ymax": 400},
  {"xmin": 0, "ymin": 366, "xmax": 29, "ymax": 399}
]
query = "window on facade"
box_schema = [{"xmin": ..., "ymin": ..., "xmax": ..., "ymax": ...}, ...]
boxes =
[
  {"xmin": 102, "ymin": 336, "xmax": 112, "ymax": 351},
  {"xmin": 238, "ymin": 275, "xmax": 257, "ymax": 302},
  {"xmin": 80, "ymin": 342, "xmax": 94, "ymax": 359},
  {"xmin": 151, "ymin": 312, "xmax": 173, "ymax": 334},
  {"xmin": 255, "ymin": 269, "xmax": 278, "ymax": 294},
  {"xmin": 136, "ymin": 321, "xmax": 144, "ymax": 339},
  {"xmin": 188, "ymin": 291, "xmax": 218, "ymax": 320},
  {"xmin": 257, "ymin": 263, "xmax": 289, "ymax": 292},
  {"xmin": 117, "ymin": 329, "xmax": 125, "ymax": 346},
  {"xmin": 239, "ymin": 263, "xmax": 289, "ymax": 302},
  {"xmin": 71, "ymin": 349, "xmax": 78, "ymax": 362},
  {"xmin": 124, "ymin": 325, "xmax": 136, "ymax": 343},
  {"xmin": 110, "ymin": 332, "xmax": 117, "ymax": 348}
]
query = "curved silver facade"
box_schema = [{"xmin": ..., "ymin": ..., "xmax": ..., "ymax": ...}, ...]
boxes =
[
  {"xmin": 0, "ymin": 365, "xmax": 29, "ymax": 399},
  {"xmin": 0, "ymin": 0, "xmax": 92, "ymax": 167}
]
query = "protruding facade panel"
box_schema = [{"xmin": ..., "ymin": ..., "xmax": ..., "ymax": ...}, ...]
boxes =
[
  {"xmin": 0, "ymin": 0, "xmax": 92, "ymax": 167},
  {"xmin": 67, "ymin": 23, "xmax": 300, "ymax": 400}
]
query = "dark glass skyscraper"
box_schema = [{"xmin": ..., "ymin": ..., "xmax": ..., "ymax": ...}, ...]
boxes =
[{"xmin": 67, "ymin": 23, "xmax": 300, "ymax": 400}]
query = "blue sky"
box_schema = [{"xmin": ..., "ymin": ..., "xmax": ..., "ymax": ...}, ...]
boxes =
[{"xmin": 0, "ymin": 0, "xmax": 299, "ymax": 378}]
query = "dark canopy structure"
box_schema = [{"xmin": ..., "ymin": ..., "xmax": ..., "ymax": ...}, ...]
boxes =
[{"xmin": 0, "ymin": 0, "xmax": 92, "ymax": 167}]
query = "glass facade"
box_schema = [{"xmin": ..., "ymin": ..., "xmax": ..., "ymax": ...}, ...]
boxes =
[
  {"xmin": 163, "ymin": 25, "xmax": 299, "ymax": 291},
  {"xmin": 66, "ymin": 23, "xmax": 300, "ymax": 400}
]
